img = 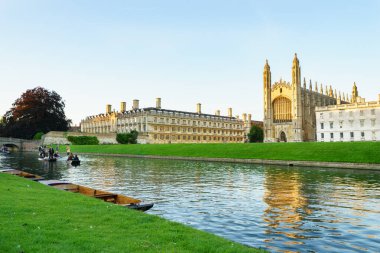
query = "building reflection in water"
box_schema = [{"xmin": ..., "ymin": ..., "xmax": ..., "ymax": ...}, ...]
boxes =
[{"xmin": 263, "ymin": 167, "xmax": 312, "ymax": 247}]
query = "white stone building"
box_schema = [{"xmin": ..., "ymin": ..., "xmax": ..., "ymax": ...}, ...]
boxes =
[{"xmin": 316, "ymin": 93, "xmax": 380, "ymax": 142}]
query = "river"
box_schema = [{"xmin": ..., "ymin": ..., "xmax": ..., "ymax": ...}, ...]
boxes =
[{"xmin": 1, "ymin": 152, "xmax": 380, "ymax": 252}]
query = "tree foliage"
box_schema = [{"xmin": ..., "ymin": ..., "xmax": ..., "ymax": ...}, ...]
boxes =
[
  {"xmin": 0, "ymin": 87, "xmax": 71, "ymax": 139},
  {"xmin": 116, "ymin": 130, "xmax": 138, "ymax": 144},
  {"xmin": 247, "ymin": 125, "xmax": 264, "ymax": 143}
]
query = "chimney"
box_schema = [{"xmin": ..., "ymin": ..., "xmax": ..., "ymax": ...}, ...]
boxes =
[
  {"xmin": 132, "ymin": 99, "xmax": 139, "ymax": 110},
  {"xmin": 156, "ymin": 98, "xmax": 161, "ymax": 109},
  {"xmin": 120, "ymin": 102, "xmax": 126, "ymax": 113},
  {"xmin": 242, "ymin": 113, "xmax": 247, "ymax": 122},
  {"xmin": 228, "ymin": 108, "xmax": 232, "ymax": 117},
  {"xmin": 248, "ymin": 114, "xmax": 252, "ymax": 122},
  {"xmin": 196, "ymin": 103, "xmax": 201, "ymax": 114},
  {"xmin": 106, "ymin": 104, "xmax": 112, "ymax": 114},
  {"xmin": 215, "ymin": 110, "xmax": 220, "ymax": 116}
]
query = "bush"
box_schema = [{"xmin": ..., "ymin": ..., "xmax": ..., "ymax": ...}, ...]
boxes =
[
  {"xmin": 67, "ymin": 136, "xmax": 99, "ymax": 145},
  {"xmin": 116, "ymin": 130, "xmax": 138, "ymax": 144},
  {"xmin": 33, "ymin": 131, "xmax": 44, "ymax": 140},
  {"xmin": 247, "ymin": 125, "xmax": 264, "ymax": 143}
]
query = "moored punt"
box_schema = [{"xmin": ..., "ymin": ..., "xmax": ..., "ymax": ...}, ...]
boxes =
[
  {"xmin": 39, "ymin": 180, "xmax": 154, "ymax": 211},
  {"xmin": 0, "ymin": 169, "xmax": 44, "ymax": 181},
  {"xmin": 0, "ymin": 169, "xmax": 154, "ymax": 211}
]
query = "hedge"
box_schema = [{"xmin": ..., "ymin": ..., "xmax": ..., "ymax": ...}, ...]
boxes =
[{"xmin": 67, "ymin": 136, "xmax": 99, "ymax": 145}]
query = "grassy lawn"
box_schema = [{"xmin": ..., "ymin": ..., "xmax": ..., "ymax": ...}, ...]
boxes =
[
  {"xmin": 0, "ymin": 173, "xmax": 264, "ymax": 253},
  {"xmin": 70, "ymin": 142, "xmax": 380, "ymax": 164}
]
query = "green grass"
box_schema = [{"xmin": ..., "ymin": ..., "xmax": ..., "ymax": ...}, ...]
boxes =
[
  {"xmin": 70, "ymin": 142, "xmax": 380, "ymax": 164},
  {"xmin": 0, "ymin": 173, "xmax": 264, "ymax": 253}
]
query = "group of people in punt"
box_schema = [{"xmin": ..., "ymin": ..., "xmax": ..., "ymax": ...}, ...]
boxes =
[
  {"xmin": 38, "ymin": 145, "xmax": 60, "ymax": 159},
  {"xmin": 38, "ymin": 145, "xmax": 80, "ymax": 163}
]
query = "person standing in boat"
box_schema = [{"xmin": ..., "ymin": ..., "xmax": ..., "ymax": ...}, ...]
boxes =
[
  {"xmin": 66, "ymin": 145, "xmax": 71, "ymax": 156},
  {"xmin": 48, "ymin": 147, "xmax": 54, "ymax": 159}
]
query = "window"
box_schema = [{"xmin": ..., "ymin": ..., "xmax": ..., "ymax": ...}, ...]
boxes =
[
  {"xmin": 360, "ymin": 110, "xmax": 364, "ymax": 116},
  {"xmin": 360, "ymin": 120, "xmax": 364, "ymax": 127},
  {"xmin": 330, "ymin": 133, "xmax": 334, "ymax": 139},
  {"xmin": 321, "ymin": 133, "xmax": 324, "ymax": 139},
  {"xmin": 361, "ymin": 132, "xmax": 365, "ymax": 138},
  {"xmin": 371, "ymin": 109, "xmax": 375, "ymax": 115},
  {"xmin": 340, "ymin": 132, "xmax": 343, "ymax": 139},
  {"xmin": 371, "ymin": 119, "xmax": 376, "ymax": 127},
  {"xmin": 320, "ymin": 113, "xmax": 324, "ymax": 119},
  {"xmin": 330, "ymin": 122, "xmax": 334, "ymax": 129},
  {"xmin": 329, "ymin": 112, "xmax": 333, "ymax": 118},
  {"xmin": 321, "ymin": 123, "xmax": 324, "ymax": 129},
  {"xmin": 350, "ymin": 132, "xmax": 354, "ymax": 138},
  {"xmin": 349, "ymin": 120, "xmax": 353, "ymax": 127},
  {"xmin": 339, "ymin": 121, "xmax": 343, "ymax": 128},
  {"xmin": 339, "ymin": 111, "xmax": 343, "ymax": 117}
]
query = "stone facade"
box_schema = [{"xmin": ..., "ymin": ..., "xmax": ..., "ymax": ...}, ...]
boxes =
[
  {"xmin": 316, "ymin": 89, "xmax": 380, "ymax": 142},
  {"xmin": 42, "ymin": 131, "xmax": 118, "ymax": 145},
  {"xmin": 263, "ymin": 54, "xmax": 349, "ymax": 142},
  {"xmin": 80, "ymin": 99, "xmax": 262, "ymax": 144}
]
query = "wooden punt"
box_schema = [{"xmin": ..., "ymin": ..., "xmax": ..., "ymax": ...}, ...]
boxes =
[
  {"xmin": 0, "ymin": 169, "xmax": 44, "ymax": 181},
  {"xmin": 39, "ymin": 180, "xmax": 154, "ymax": 212},
  {"xmin": 0, "ymin": 170, "xmax": 153, "ymax": 211}
]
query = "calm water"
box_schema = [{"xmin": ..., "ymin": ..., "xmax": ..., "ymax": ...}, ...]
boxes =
[{"xmin": 1, "ymin": 152, "xmax": 380, "ymax": 252}]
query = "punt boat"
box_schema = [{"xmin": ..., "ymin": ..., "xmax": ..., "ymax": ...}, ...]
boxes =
[
  {"xmin": 0, "ymin": 169, "xmax": 44, "ymax": 181},
  {"xmin": 39, "ymin": 180, "xmax": 153, "ymax": 211},
  {"xmin": 0, "ymin": 169, "xmax": 153, "ymax": 212}
]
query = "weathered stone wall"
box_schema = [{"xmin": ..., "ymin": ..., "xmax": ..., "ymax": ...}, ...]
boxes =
[
  {"xmin": 22, "ymin": 140, "xmax": 41, "ymax": 151},
  {"xmin": 42, "ymin": 131, "xmax": 117, "ymax": 145}
]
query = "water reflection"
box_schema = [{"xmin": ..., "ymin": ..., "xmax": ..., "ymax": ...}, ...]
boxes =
[{"xmin": 1, "ymin": 152, "xmax": 380, "ymax": 252}]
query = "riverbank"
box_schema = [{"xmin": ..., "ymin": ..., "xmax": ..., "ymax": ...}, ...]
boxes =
[
  {"xmin": 70, "ymin": 142, "xmax": 380, "ymax": 169},
  {"xmin": 0, "ymin": 173, "xmax": 263, "ymax": 253}
]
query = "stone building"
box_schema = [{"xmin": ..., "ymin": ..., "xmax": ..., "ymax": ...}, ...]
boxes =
[
  {"xmin": 263, "ymin": 54, "xmax": 349, "ymax": 142},
  {"xmin": 316, "ymin": 86, "xmax": 380, "ymax": 142},
  {"xmin": 81, "ymin": 98, "xmax": 261, "ymax": 144}
]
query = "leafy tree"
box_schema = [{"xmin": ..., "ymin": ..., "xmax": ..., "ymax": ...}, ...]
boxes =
[
  {"xmin": 0, "ymin": 87, "xmax": 71, "ymax": 139},
  {"xmin": 247, "ymin": 125, "xmax": 264, "ymax": 143},
  {"xmin": 33, "ymin": 131, "xmax": 45, "ymax": 140},
  {"xmin": 116, "ymin": 130, "xmax": 138, "ymax": 144}
]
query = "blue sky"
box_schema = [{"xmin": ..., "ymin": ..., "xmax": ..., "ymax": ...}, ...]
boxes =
[{"xmin": 1, "ymin": 0, "xmax": 379, "ymax": 124}]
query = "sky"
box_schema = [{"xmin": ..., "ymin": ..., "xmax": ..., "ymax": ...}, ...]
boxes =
[{"xmin": 1, "ymin": 0, "xmax": 380, "ymax": 125}]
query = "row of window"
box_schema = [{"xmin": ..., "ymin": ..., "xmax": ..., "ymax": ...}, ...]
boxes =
[
  {"xmin": 152, "ymin": 126, "xmax": 242, "ymax": 135},
  {"xmin": 153, "ymin": 117, "xmax": 242, "ymax": 129},
  {"xmin": 319, "ymin": 109, "xmax": 376, "ymax": 119},
  {"xmin": 152, "ymin": 134, "xmax": 243, "ymax": 142},
  {"xmin": 320, "ymin": 131, "xmax": 376, "ymax": 139},
  {"xmin": 320, "ymin": 119, "xmax": 376, "ymax": 129}
]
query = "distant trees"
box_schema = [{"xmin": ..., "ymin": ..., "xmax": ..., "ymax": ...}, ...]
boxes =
[
  {"xmin": 0, "ymin": 87, "xmax": 71, "ymax": 139},
  {"xmin": 116, "ymin": 130, "xmax": 138, "ymax": 144},
  {"xmin": 247, "ymin": 125, "xmax": 264, "ymax": 143}
]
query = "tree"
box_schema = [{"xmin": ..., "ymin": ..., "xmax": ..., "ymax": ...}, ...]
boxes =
[
  {"xmin": 116, "ymin": 130, "xmax": 139, "ymax": 144},
  {"xmin": 0, "ymin": 87, "xmax": 71, "ymax": 139},
  {"xmin": 247, "ymin": 125, "xmax": 264, "ymax": 143}
]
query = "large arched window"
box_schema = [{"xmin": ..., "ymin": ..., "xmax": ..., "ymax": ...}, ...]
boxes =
[{"xmin": 273, "ymin": 97, "xmax": 292, "ymax": 123}]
